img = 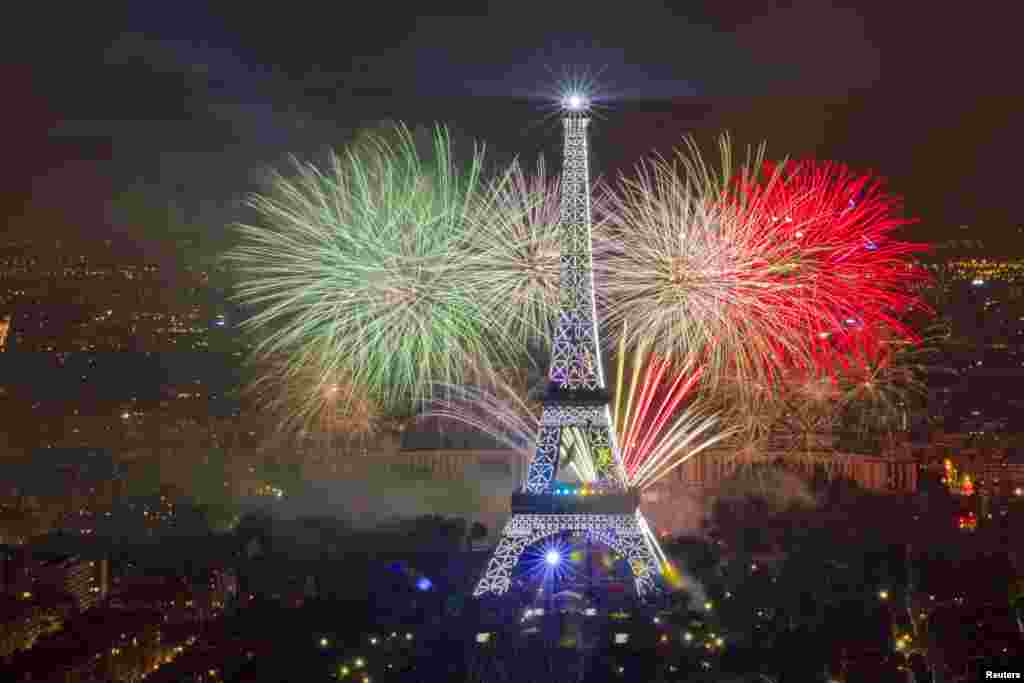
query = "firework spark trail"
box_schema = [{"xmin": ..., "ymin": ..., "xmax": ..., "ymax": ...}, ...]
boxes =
[
  {"xmin": 422, "ymin": 380, "xmax": 539, "ymax": 488},
  {"xmin": 613, "ymin": 334, "xmax": 731, "ymax": 491},
  {"xmin": 833, "ymin": 332, "xmax": 930, "ymax": 437},
  {"xmin": 225, "ymin": 123, "xmax": 546, "ymax": 415},
  {"xmin": 424, "ymin": 381, "xmax": 600, "ymax": 486}
]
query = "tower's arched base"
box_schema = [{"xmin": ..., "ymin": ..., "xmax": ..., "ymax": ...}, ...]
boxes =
[{"xmin": 473, "ymin": 510, "xmax": 662, "ymax": 600}]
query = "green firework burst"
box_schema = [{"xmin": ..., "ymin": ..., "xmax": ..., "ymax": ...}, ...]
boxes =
[{"xmin": 225, "ymin": 123, "xmax": 528, "ymax": 414}]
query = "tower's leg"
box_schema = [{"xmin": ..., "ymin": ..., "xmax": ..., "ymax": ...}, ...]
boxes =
[
  {"xmin": 523, "ymin": 404, "xmax": 620, "ymax": 494},
  {"xmin": 473, "ymin": 518, "xmax": 534, "ymax": 597},
  {"xmin": 524, "ymin": 418, "xmax": 561, "ymax": 494},
  {"xmin": 473, "ymin": 513, "xmax": 663, "ymax": 600}
]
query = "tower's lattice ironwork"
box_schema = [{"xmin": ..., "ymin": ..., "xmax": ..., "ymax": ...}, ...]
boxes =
[
  {"xmin": 548, "ymin": 111, "xmax": 603, "ymax": 394},
  {"xmin": 474, "ymin": 107, "xmax": 662, "ymax": 601}
]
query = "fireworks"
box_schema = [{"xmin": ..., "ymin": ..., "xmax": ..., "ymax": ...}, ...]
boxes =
[
  {"xmin": 710, "ymin": 324, "xmax": 933, "ymax": 474},
  {"xmin": 225, "ymin": 123, "xmax": 528, "ymax": 414},
  {"xmin": 227, "ymin": 113, "xmax": 931, "ymax": 499},
  {"xmin": 597, "ymin": 142, "xmax": 815, "ymax": 394},
  {"xmin": 424, "ymin": 338, "xmax": 725, "ymax": 492},
  {"xmin": 731, "ymin": 156, "xmax": 928, "ymax": 359},
  {"xmin": 462, "ymin": 158, "xmax": 563, "ymax": 346},
  {"xmin": 597, "ymin": 135, "xmax": 928, "ymax": 394},
  {"xmin": 720, "ymin": 367, "xmax": 845, "ymax": 470},
  {"xmin": 242, "ymin": 350, "xmax": 380, "ymax": 446},
  {"xmin": 422, "ymin": 372, "xmax": 542, "ymax": 488},
  {"xmin": 834, "ymin": 332, "xmax": 929, "ymax": 440}
]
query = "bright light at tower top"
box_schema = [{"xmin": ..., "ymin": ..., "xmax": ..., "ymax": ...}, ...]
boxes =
[
  {"xmin": 561, "ymin": 91, "xmax": 591, "ymax": 112},
  {"xmin": 541, "ymin": 64, "xmax": 607, "ymax": 119},
  {"xmin": 545, "ymin": 550, "xmax": 561, "ymax": 566}
]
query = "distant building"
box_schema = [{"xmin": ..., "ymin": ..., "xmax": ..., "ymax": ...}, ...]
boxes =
[
  {"xmin": 658, "ymin": 450, "xmax": 919, "ymax": 494},
  {"xmin": 0, "ymin": 243, "xmax": 239, "ymax": 353},
  {"xmin": 35, "ymin": 553, "xmax": 109, "ymax": 611},
  {"xmin": 940, "ymin": 257, "xmax": 1024, "ymax": 285},
  {"xmin": 394, "ymin": 440, "xmax": 918, "ymax": 495},
  {"xmin": 0, "ymin": 313, "xmax": 10, "ymax": 351},
  {"xmin": 1, "ymin": 545, "xmax": 34, "ymax": 596},
  {"xmin": 108, "ymin": 568, "xmax": 234, "ymax": 624},
  {"xmin": 960, "ymin": 450, "xmax": 1024, "ymax": 498},
  {"xmin": 8, "ymin": 608, "xmax": 164, "ymax": 682},
  {"xmin": 0, "ymin": 597, "xmax": 70, "ymax": 658}
]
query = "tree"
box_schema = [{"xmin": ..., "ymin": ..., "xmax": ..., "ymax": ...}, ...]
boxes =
[
  {"xmin": 255, "ymin": 455, "xmax": 304, "ymax": 497},
  {"xmin": 123, "ymin": 457, "xmax": 162, "ymax": 499},
  {"xmin": 190, "ymin": 448, "xmax": 239, "ymax": 531}
]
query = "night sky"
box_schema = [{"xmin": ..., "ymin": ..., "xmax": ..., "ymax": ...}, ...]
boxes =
[{"xmin": 7, "ymin": 1, "xmax": 1023, "ymax": 260}]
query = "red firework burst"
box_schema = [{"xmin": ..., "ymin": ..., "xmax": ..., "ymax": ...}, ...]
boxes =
[{"xmin": 731, "ymin": 159, "xmax": 931, "ymax": 368}]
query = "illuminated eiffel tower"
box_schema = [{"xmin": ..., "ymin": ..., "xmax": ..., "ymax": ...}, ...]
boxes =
[{"xmin": 473, "ymin": 93, "xmax": 662, "ymax": 602}]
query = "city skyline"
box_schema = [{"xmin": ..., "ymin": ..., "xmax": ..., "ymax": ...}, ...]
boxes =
[{"xmin": 4, "ymin": 3, "xmax": 1024, "ymax": 679}]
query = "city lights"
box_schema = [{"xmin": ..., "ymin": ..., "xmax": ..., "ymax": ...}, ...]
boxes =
[
  {"xmin": 957, "ymin": 512, "xmax": 978, "ymax": 531},
  {"xmin": 554, "ymin": 485, "xmax": 600, "ymax": 496},
  {"xmin": 6, "ymin": 55, "xmax": 1024, "ymax": 683}
]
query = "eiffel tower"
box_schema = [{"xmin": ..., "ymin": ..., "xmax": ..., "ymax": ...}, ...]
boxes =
[{"xmin": 473, "ymin": 94, "xmax": 662, "ymax": 602}]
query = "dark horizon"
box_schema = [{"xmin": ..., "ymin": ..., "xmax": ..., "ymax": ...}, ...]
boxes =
[{"xmin": 10, "ymin": 90, "xmax": 1023, "ymax": 262}]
